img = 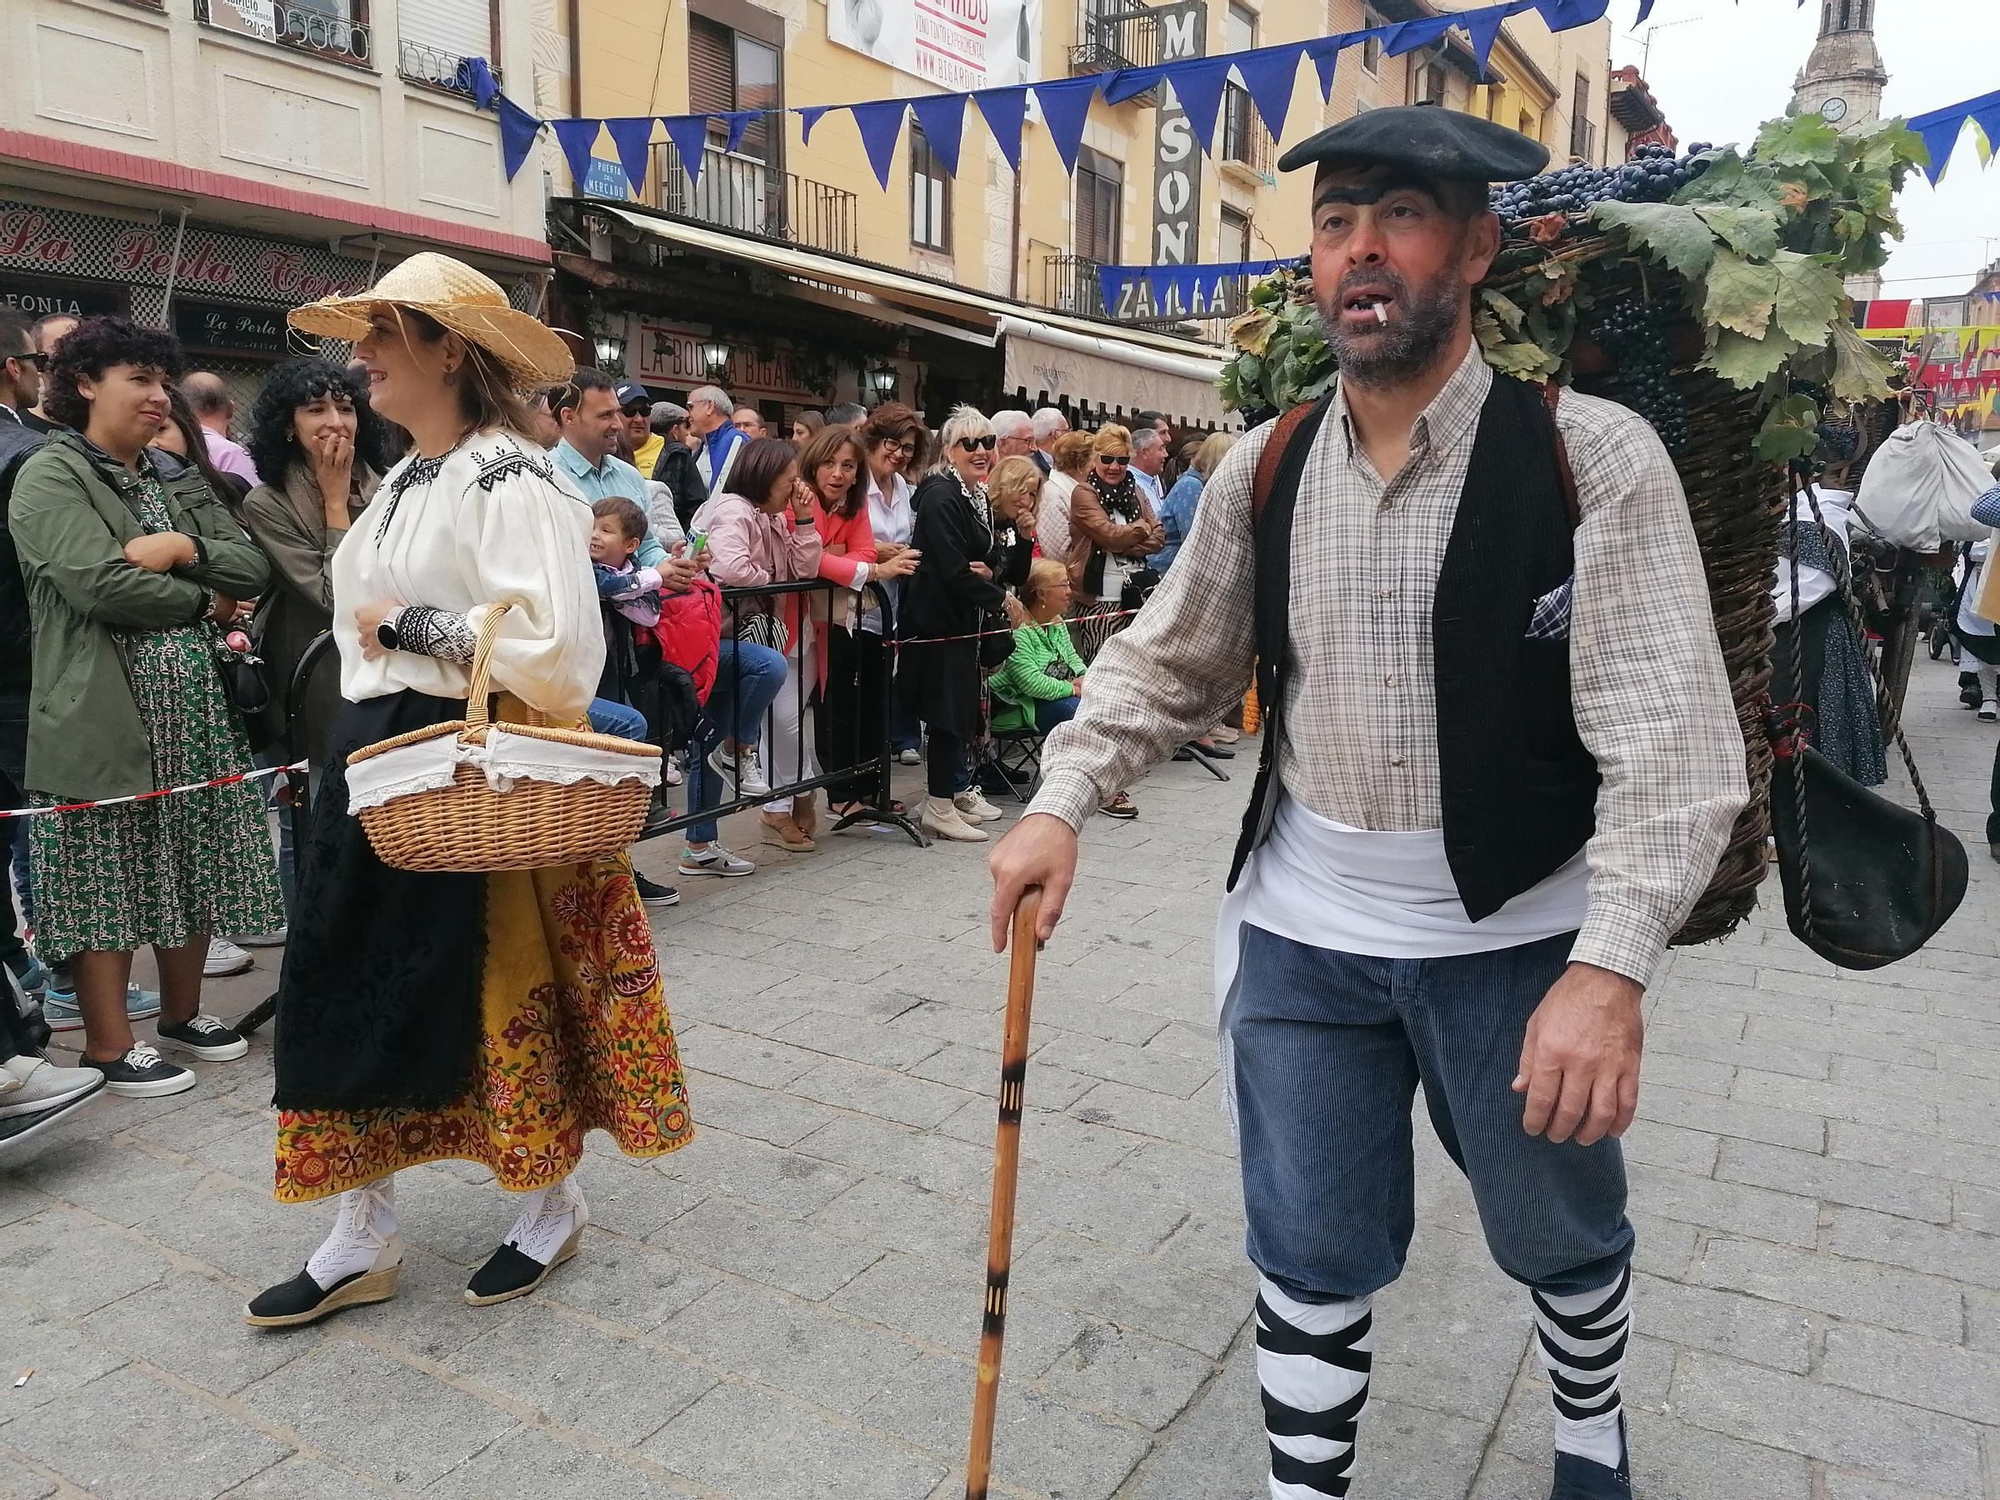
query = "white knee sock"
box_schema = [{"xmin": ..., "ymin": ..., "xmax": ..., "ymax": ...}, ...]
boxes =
[
  {"xmin": 1980, "ymin": 665, "xmax": 1999, "ymax": 706},
  {"xmin": 503, "ymin": 1174, "xmax": 585, "ymax": 1265},
  {"xmin": 1254, "ymin": 1278, "xmax": 1373, "ymax": 1499},
  {"xmin": 306, "ymin": 1174, "xmax": 399, "ymax": 1289},
  {"xmin": 1532, "ymin": 1266, "xmax": 1632, "ymax": 1470}
]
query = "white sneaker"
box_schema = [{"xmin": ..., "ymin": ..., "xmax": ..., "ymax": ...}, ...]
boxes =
[
  {"xmin": 921, "ymin": 796, "xmax": 989, "ymax": 843},
  {"xmin": 204, "ymin": 938, "xmax": 253, "ymax": 977},
  {"xmin": 954, "ymin": 789, "xmax": 1005, "ymax": 824},
  {"xmin": 897, "ymin": 748, "xmax": 922, "ymax": 766},
  {"xmin": 1982, "ymin": 701, "xmax": 1998, "ymax": 722},
  {"xmin": 0, "ymin": 1054, "xmax": 106, "ymax": 1119},
  {"xmin": 678, "ymin": 844, "xmax": 756, "ymax": 878},
  {"xmin": 705, "ymin": 745, "xmax": 773, "ymax": 799}
]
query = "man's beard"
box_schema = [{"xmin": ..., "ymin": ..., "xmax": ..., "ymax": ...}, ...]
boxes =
[{"xmin": 1317, "ymin": 264, "xmax": 1465, "ymax": 389}]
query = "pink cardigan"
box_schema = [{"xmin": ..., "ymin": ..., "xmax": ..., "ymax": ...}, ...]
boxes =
[{"xmin": 694, "ymin": 491, "xmax": 824, "ymax": 656}]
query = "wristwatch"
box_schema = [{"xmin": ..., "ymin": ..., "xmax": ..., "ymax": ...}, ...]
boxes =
[{"xmin": 375, "ymin": 609, "xmax": 403, "ymax": 653}]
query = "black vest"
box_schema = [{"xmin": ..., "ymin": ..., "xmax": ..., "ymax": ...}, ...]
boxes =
[{"xmin": 1229, "ymin": 374, "xmax": 1599, "ymax": 922}]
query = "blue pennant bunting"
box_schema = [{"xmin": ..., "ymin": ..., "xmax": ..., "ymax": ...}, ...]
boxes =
[
  {"xmin": 1533, "ymin": 0, "xmax": 1609, "ymax": 27},
  {"xmin": 603, "ymin": 117, "xmax": 656, "ymax": 199},
  {"xmin": 549, "ymin": 117, "xmax": 603, "ymax": 193},
  {"xmin": 460, "ymin": 56, "xmax": 501, "ymax": 110},
  {"xmin": 1383, "ymin": 14, "xmax": 1455, "ymax": 56},
  {"xmin": 1635, "ymin": 0, "xmax": 1656, "ymax": 19},
  {"xmin": 1096, "ymin": 259, "xmax": 1285, "ymax": 319},
  {"xmin": 1164, "ymin": 56, "xmax": 1235, "ymax": 158},
  {"xmin": 1305, "ymin": 36, "xmax": 1346, "ymax": 102},
  {"xmin": 498, "ymin": 94, "xmax": 542, "ymax": 182},
  {"xmin": 721, "ymin": 110, "xmax": 759, "ymax": 154},
  {"xmin": 849, "ymin": 99, "xmax": 908, "ymax": 190},
  {"xmin": 1101, "ymin": 65, "xmax": 1166, "ymax": 107},
  {"xmin": 1907, "ymin": 86, "xmax": 2000, "ymax": 184},
  {"xmin": 1233, "ymin": 45, "xmax": 1302, "ymax": 143},
  {"xmin": 1461, "ymin": 8, "xmax": 1506, "ymax": 80},
  {"xmin": 1914, "ymin": 115, "xmax": 1968, "ymax": 185},
  {"xmin": 973, "ymin": 86, "xmax": 1030, "ymax": 170},
  {"xmin": 797, "ymin": 104, "xmax": 833, "ymax": 145},
  {"xmin": 660, "ymin": 114, "xmax": 712, "ymax": 185},
  {"xmin": 908, "ymin": 93, "xmax": 967, "ymax": 178},
  {"xmin": 1034, "ymin": 77, "xmax": 1101, "ymax": 174}
]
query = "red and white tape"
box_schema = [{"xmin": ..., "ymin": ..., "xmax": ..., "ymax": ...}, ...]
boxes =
[
  {"xmin": 895, "ymin": 607, "xmax": 1140, "ymax": 649},
  {"xmin": 0, "ymin": 761, "xmax": 305, "ymax": 820}
]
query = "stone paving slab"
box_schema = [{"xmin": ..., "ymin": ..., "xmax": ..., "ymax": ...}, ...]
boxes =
[{"xmin": 1, "ymin": 658, "xmax": 1997, "ymax": 1497}]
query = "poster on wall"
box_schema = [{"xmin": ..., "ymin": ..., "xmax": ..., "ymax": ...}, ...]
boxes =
[{"xmin": 828, "ymin": 0, "xmax": 1042, "ymax": 93}]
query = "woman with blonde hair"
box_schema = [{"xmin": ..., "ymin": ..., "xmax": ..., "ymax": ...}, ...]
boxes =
[
  {"xmin": 248, "ymin": 254, "xmax": 692, "ymax": 1328},
  {"xmin": 986, "ymin": 454, "xmax": 1041, "ymax": 588},
  {"xmin": 1037, "ymin": 429, "xmax": 1095, "ymax": 571},
  {"xmin": 1068, "ymin": 423, "xmax": 1164, "ymax": 657},
  {"xmin": 989, "ymin": 558, "xmax": 1087, "ymax": 737},
  {"xmin": 1156, "ymin": 430, "xmax": 1233, "ymax": 573}
]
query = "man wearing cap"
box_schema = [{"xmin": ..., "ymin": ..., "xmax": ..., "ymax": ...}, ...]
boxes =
[
  {"xmin": 617, "ymin": 381, "xmax": 664, "ymax": 477},
  {"xmin": 648, "ymin": 400, "xmax": 707, "ymax": 532},
  {"xmin": 989, "ymin": 105, "xmax": 1746, "ymax": 1500}
]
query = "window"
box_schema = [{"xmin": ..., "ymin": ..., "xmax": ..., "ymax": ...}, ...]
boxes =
[
  {"xmin": 1220, "ymin": 207, "xmax": 1252, "ymax": 263},
  {"xmin": 1361, "ymin": 5, "xmax": 1384, "ymax": 75},
  {"xmin": 1418, "ymin": 61, "xmax": 1448, "ymax": 106},
  {"xmin": 1074, "ymin": 147, "xmax": 1123, "ymax": 266},
  {"xmin": 1568, "ymin": 71, "xmax": 1595, "ymax": 163},
  {"xmin": 674, "ymin": 5, "xmax": 786, "ymax": 233},
  {"xmin": 196, "ymin": 0, "xmax": 370, "ymax": 65},
  {"xmin": 910, "ymin": 122, "xmax": 951, "ymax": 251},
  {"xmin": 398, "ymin": 0, "xmax": 497, "ymax": 93},
  {"xmin": 1221, "ymin": 4, "xmax": 1263, "ymax": 170}
]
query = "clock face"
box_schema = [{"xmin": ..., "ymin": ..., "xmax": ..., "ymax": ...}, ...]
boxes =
[{"xmin": 1820, "ymin": 96, "xmax": 1849, "ymax": 123}]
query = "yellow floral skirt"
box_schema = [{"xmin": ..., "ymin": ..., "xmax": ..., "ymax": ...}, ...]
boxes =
[{"xmin": 273, "ymin": 852, "xmax": 693, "ymax": 1202}]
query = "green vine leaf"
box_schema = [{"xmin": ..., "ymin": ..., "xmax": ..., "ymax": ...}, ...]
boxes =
[
  {"xmin": 1771, "ymin": 251, "xmax": 1846, "ymax": 346},
  {"xmin": 1588, "ymin": 201, "xmax": 1718, "ymax": 281},
  {"xmin": 1703, "ymin": 251, "xmax": 1781, "ymax": 340},
  {"xmin": 1695, "ymin": 205, "xmax": 1782, "ymax": 260},
  {"xmin": 1703, "ymin": 326, "xmax": 1801, "ymax": 389},
  {"xmin": 1756, "ymin": 113, "xmax": 1843, "ymax": 167},
  {"xmin": 1481, "ymin": 289, "xmax": 1529, "ymax": 336},
  {"xmin": 1754, "ymin": 395, "xmax": 1822, "ymax": 464},
  {"xmin": 1826, "ymin": 321, "xmax": 1897, "ymax": 401}
]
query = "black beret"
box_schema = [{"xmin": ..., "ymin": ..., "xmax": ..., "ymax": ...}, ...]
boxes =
[{"xmin": 1277, "ymin": 103, "xmax": 1550, "ymax": 183}]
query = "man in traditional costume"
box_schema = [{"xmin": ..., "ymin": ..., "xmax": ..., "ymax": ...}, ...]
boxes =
[{"xmin": 989, "ymin": 106, "xmax": 1747, "ymax": 1499}]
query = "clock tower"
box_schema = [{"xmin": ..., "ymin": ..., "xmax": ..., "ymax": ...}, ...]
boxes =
[{"xmin": 1792, "ymin": 0, "xmax": 1889, "ymax": 294}]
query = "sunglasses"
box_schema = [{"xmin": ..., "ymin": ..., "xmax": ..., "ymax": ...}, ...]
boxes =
[
  {"xmin": 956, "ymin": 434, "xmax": 998, "ymax": 452},
  {"xmin": 1099, "ymin": 454, "xmax": 1131, "ymax": 466},
  {"xmin": 10, "ymin": 351, "xmax": 46, "ymax": 368}
]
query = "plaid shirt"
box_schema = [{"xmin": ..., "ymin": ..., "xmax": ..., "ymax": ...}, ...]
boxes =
[{"xmin": 1031, "ymin": 345, "xmax": 1749, "ymax": 986}]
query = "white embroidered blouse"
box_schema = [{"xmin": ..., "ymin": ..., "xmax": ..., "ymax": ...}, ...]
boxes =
[{"xmin": 329, "ymin": 430, "xmax": 604, "ymax": 721}]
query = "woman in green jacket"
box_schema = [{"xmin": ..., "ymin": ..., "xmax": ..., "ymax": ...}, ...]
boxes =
[
  {"xmin": 9, "ymin": 318, "xmax": 283, "ymax": 1099},
  {"xmin": 989, "ymin": 558, "xmax": 1088, "ymax": 735}
]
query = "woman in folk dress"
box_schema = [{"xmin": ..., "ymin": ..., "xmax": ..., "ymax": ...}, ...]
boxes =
[{"xmin": 248, "ymin": 254, "xmax": 692, "ymax": 1329}]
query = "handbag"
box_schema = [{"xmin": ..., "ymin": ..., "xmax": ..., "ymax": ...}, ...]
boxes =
[
  {"xmin": 1769, "ymin": 482, "xmax": 1968, "ymax": 969},
  {"xmin": 978, "ymin": 609, "xmax": 1014, "ymax": 670},
  {"xmin": 733, "ymin": 602, "xmax": 788, "ymax": 653}
]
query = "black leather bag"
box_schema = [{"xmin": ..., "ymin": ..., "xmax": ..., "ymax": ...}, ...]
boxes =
[
  {"xmin": 978, "ymin": 609, "xmax": 1015, "ymax": 670},
  {"xmin": 1769, "ymin": 483, "xmax": 1968, "ymax": 969}
]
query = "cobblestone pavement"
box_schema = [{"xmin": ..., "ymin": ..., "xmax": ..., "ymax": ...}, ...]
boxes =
[{"xmin": 3, "ymin": 655, "xmax": 1997, "ymax": 1499}]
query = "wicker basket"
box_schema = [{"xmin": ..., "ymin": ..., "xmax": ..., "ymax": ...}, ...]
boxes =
[{"xmin": 347, "ymin": 605, "xmax": 660, "ymax": 872}]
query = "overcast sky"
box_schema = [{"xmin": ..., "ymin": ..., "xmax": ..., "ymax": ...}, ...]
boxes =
[{"xmin": 1605, "ymin": 0, "xmax": 1998, "ymax": 305}]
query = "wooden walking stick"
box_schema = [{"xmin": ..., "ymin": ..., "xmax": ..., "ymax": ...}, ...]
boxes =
[{"xmin": 965, "ymin": 889, "xmax": 1043, "ymax": 1500}]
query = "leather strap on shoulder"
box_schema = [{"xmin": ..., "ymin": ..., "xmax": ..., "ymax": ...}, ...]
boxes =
[
  {"xmin": 1252, "ymin": 397, "xmax": 1330, "ymax": 530},
  {"xmin": 1542, "ymin": 381, "xmax": 1580, "ymax": 532}
]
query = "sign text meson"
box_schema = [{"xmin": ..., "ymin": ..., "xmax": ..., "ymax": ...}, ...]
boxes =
[{"xmin": 1142, "ymin": 0, "xmax": 1208, "ymax": 322}]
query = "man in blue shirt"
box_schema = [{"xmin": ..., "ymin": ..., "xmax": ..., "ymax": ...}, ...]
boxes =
[
  {"xmin": 551, "ymin": 369, "xmax": 665, "ymax": 567},
  {"xmin": 687, "ymin": 383, "xmax": 746, "ymax": 496}
]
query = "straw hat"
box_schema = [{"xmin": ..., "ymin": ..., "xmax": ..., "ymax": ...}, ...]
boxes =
[{"xmin": 287, "ymin": 252, "xmax": 574, "ymax": 388}]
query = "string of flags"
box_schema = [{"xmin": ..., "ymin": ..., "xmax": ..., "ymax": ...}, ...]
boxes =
[
  {"xmin": 468, "ymin": 0, "xmax": 1625, "ymax": 192},
  {"xmin": 1096, "ymin": 259, "xmax": 1293, "ymax": 317},
  {"xmin": 1907, "ymin": 87, "xmax": 2000, "ymax": 186}
]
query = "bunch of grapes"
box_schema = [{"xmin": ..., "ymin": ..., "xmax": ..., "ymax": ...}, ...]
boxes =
[
  {"xmin": 1586, "ymin": 295, "xmax": 1692, "ymax": 454},
  {"xmin": 1488, "ymin": 142, "xmax": 1715, "ymax": 223}
]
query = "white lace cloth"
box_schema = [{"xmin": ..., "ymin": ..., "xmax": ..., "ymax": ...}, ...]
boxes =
[{"xmin": 346, "ymin": 725, "xmax": 661, "ymax": 814}]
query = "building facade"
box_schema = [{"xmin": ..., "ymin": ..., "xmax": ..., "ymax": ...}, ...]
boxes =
[
  {"xmin": 542, "ymin": 0, "xmax": 1613, "ymax": 428},
  {"xmin": 1, "ymin": 0, "xmax": 551, "ymax": 405}
]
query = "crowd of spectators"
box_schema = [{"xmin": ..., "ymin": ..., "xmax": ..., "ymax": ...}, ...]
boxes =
[{"xmin": 0, "ymin": 303, "xmax": 1243, "ymax": 1139}]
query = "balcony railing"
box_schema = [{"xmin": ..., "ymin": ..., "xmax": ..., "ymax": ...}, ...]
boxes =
[
  {"xmin": 398, "ymin": 38, "xmax": 497, "ymax": 99},
  {"xmin": 1220, "ymin": 88, "xmax": 1274, "ymax": 180},
  {"xmin": 193, "ymin": 0, "xmax": 371, "ymax": 66},
  {"xmin": 654, "ymin": 142, "xmax": 858, "ymax": 259},
  {"xmin": 1070, "ymin": 0, "xmax": 1161, "ymax": 74},
  {"xmin": 1039, "ymin": 252, "xmax": 1253, "ymax": 326}
]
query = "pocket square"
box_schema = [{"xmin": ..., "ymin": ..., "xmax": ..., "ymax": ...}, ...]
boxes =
[{"xmin": 1525, "ymin": 577, "xmax": 1574, "ymax": 642}]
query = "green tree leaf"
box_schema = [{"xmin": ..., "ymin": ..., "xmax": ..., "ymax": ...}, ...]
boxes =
[
  {"xmin": 1588, "ymin": 201, "xmax": 1718, "ymax": 281},
  {"xmin": 1756, "ymin": 113, "xmax": 1843, "ymax": 166},
  {"xmin": 1696, "ymin": 205, "xmax": 1782, "ymax": 259},
  {"xmin": 1702, "ymin": 251, "xmax": 1781, "ymax": 339},
  {"xmin": 1826, "ymin": 321, "xmax": 1896, "ymax": 401},
  {"xmin": 1771, "ymin": 250, "xmax": 1847, "ymax": 345},
  {"xmin": 1754, "ymin": 395, "xmax": 1822, "ymax": 464},
  {"xmin": 1703, "ymin": 327, "xmax": 1800, "ymax": 389}
]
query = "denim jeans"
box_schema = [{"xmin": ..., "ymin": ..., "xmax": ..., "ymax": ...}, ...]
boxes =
[
  {"xmin": 684, "ymin": 638, "xmax": 787, "ymax": 844},
  {"xmin": 587, "ymin": 697, "xmax": 650, "ymax": 741},
  {"xmin": 1229, "ymin": 925, "xmax": 1632, "ymax": 1304},
  {"xmin": 1034, "ymin": 695, "xmax": 1081, "ymax": 732}
]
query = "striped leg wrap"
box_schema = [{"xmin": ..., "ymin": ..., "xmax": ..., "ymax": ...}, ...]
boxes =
[
  {"xmin": 1531, "ymin": 1265, "xmax": 1633, "ymax": 1470},
  {"xmin": 1253, "ymin": 1279, "xmax": 1373, "ymax": 1499}
]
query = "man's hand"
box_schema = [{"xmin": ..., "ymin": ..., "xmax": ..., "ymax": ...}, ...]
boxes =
[
  {"xmin": 1513, "ymin": 963, "xmax": 1645, "ymax": 1146},
  {"xmin": 123, "ymin": 532, "xmax": 197, "ymax": 573},
  {"xmin": 659, "ymin": 551, "xmax": 702, "ymax": 593},
  {"xmin": 988, "ymin": 812, "xmax": 1078, "ymax": 951}
]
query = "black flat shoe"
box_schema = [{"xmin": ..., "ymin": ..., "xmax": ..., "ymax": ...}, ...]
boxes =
[
  {"xmin": 245, "ymin": 1262, "xmax": 400, "ymax": 1328},
  {"xmin": 1549, "ymin": 1417, "xmax": 1631, "ymax": 1499},
  {"xmin": 464, "ymin": 1226, "xmax": 583, "ymax": 1307}
]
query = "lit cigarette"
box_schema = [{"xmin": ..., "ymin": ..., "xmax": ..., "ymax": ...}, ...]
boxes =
[{"xmin": 1372, "ymin": 302, "xmax": 1389, "ymax": 325}]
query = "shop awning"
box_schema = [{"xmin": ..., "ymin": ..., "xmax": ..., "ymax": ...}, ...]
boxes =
[{"xmin": 579, "ymin": 202, "xmax": 1234, "ymax": 427}]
